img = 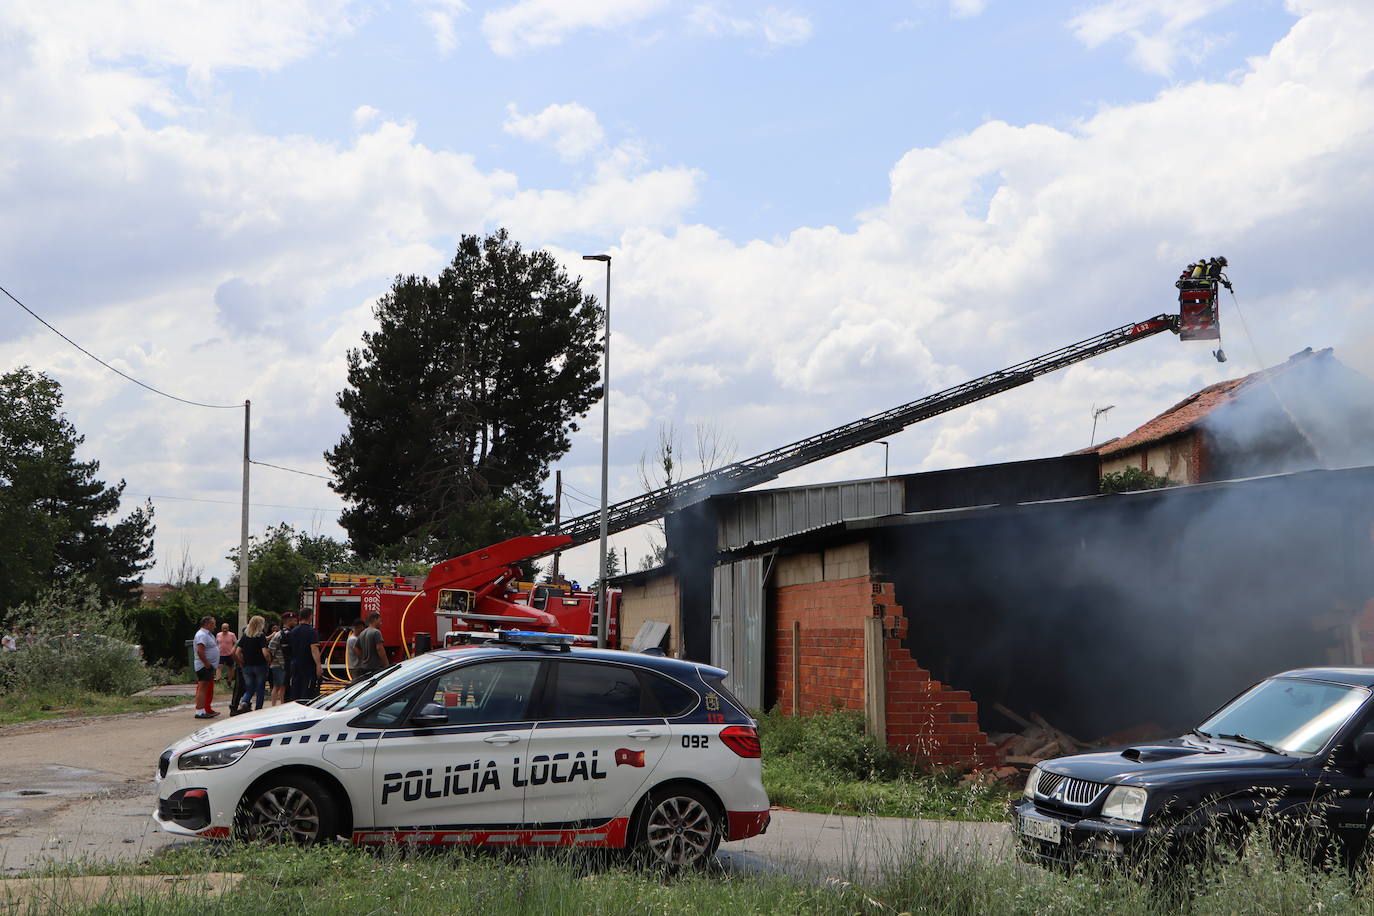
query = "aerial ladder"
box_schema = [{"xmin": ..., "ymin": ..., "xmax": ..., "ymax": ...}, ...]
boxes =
[{"xmin": 542, "ymin": 313, "xmax": 1183, "ymax": 552}]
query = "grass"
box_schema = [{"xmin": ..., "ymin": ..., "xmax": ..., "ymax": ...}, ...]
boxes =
[
  {"xmin": 757, "ymin": 707, "xmax": 1014, "ymax": 820},
  {"xmin": 0, "ymin": 690, "xmax": 184, "ymax": 726},
  {"xmin": 13, "ymin": 826, "xmax": 1374, "ymax": 915}
]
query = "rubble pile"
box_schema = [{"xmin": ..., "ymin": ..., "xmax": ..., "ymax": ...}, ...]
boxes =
[{"xmin": 990, "ymin": 703, "xmax": 1092, "ymax": 765}]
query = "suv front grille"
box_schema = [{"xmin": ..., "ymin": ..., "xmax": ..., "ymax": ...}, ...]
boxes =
[{"xmin": 1036, "ymin": 772, "xmax": 1107, "ymax": 807}]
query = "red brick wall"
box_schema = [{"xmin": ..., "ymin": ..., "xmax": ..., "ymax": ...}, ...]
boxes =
[{"xmin": 772, "ymin": 575, "xmax": 997, "ymax": 770}]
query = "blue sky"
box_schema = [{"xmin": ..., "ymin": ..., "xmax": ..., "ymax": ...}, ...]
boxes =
[
  {"xmin": 2, "ymin": 0, "xmax": 1370, "ymax": 586},
  {"xmin": 217, "ymin": 1, "xmax": 1297, "ymax": 241}
]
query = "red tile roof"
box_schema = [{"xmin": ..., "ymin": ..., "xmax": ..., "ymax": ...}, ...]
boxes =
[
  {"xmin": 138, "ymin": 583, "xmax": 176, "ymax": 604},
  {"xmin": 1093, "ymin": 348, "xmax": 1331, "ymax": 458}
]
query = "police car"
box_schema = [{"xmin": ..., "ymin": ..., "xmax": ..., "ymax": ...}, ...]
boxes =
[{"xmin": 154, "ymin": 632, "xmax": 770, "ymax": 867}]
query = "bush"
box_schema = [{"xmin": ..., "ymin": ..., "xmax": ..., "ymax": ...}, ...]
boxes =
[
  {"xmin": 758, "ymin": 707, "xmax": 912, "ymax": 780},
  {"xmin": 125, "ymin": 580, "xmax": 236, "ymax": 668},
  {"xmin": 0, "ymin": 634, "xmax": 150, "ymax": 696},
  {"xmin": 1099, "ymin": 466, "xmax": 1174, "ymax": 493},
  {"xmin": 0, "ymin": 576, "xmax": 152, "ymax": 697}
]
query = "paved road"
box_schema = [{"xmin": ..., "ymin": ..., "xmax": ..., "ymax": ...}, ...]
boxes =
[
  {"xmin": 0, "ymin": 705, "xmax": 1011, "ymax": 875},
  {"xmin": 0, "ymin": 706, "xmax": 200, "ymax": 873}
]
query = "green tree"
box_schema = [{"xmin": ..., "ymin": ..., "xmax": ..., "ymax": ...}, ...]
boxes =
[
  {"xmin": 0, "ymin": 368, "xmax": 155, "ymax": 616},
  {"xmin": 227, "ymin": 523, "xmax": 351, "ymax": 616},
  {"xmin": 127, "ymin": 579, "xmax": 236, "ymax": 667},
  {"xmin": 1099, "ymin": 466, "xmax": 1175, "ymax": 493},
  {"xmin": 326, "ymin": 229, "xmax": 603, "ymax": 559}
]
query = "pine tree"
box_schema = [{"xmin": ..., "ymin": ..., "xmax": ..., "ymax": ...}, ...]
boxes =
[
  {"xmin": 0, "ymin": 367, "xmax": 155, "ymax": 615},
  {"xmin": 326, "ymin": 229, "xmax": 603, "ymax": 558}
]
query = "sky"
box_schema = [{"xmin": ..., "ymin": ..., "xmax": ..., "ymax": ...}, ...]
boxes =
[{"xmin": 3, "ymin": 0, "xmax": 1373, "ymax": 589}]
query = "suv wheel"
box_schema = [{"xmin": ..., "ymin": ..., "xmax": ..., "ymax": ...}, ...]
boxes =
[
  {"xmin": 634, "ymin": 786, "xmax": 722, "ymax": 869},
  {"xmin": 236, "ymin": 772, "xmax": 339, "ymax": 844}
]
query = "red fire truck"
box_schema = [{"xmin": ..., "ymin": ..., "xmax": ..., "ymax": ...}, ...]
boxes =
[{"xmin": 299, "ymin": 534, "xmax": 620, "ymax": 685}]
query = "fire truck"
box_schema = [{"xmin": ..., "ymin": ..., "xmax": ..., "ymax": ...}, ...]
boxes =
[{"xmin": 300, "ymin": 534, "xmax": 620, "ymax": 685}]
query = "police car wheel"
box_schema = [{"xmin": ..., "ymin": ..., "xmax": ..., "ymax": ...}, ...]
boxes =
[
  {"xmin": 235, "ymin": 773, "xmax": 339, "ymax": 844},
  {"xmin": 635, "ymin": 786, "xmax": 722, "ymax": 869}
]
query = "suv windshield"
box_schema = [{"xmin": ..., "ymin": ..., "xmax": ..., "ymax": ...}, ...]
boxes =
[
  {"xmin": 307, "ymin": 655, "xmax": 452, "ymax": 712},
  {"xmin": 1198, "ymin": 677, "xmax": 1369, "ymax": 755}
]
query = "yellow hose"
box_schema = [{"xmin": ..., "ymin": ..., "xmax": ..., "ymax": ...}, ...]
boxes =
[
  {"xmin": 399, "ymin": 590, "xmax": 425, "ymax": 658},
  {"xmin": 324, "ymin": 627, "xmax": 350, "ymax": 683}
]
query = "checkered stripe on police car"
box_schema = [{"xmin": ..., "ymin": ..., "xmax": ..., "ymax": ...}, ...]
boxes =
[{"xmin": 248, "ymin": 731, "xmax": 381, "ymax": 748}]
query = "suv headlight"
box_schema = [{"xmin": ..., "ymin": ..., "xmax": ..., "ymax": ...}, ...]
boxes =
[
  {"xmin": 178, "ymin": 739, "xmax": 253, "ymax": 770},
  {"xmin": 1101, "ymin": 785, "xmax": 1148, "ymax": 823},
  {"xmin": 1023, "ymin": 765, "xmax": 1043, "ymax": 799}
]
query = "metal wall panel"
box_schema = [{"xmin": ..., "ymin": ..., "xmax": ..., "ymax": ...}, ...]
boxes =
[
  {"xmin": 716, "ymin": 479, "xmax": 905, "ymax": 551},
  {"xmin": 710, "ymin": 556, "xmax": 764, "ymax": 710}
]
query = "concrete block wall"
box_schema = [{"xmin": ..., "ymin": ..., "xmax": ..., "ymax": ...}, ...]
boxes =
[
  {"xmin": 617, "ymin": 571, "xmax": 680, "ymax": 657},
  {"xmin": 771, "ymin": 561, "xmax": 998, "ymax": 771}
]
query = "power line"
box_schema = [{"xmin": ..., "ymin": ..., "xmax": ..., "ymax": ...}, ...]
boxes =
[
  {"xmin": 249, "ymin": 459, "xmax": 335, "ymax": 483},
  {"xmin": 561, "ymin": 491, "xmax": 598, "ymax": 510},
  {"xmin": 128, "ymin": 492, "xmax": 343, "ymax": 512},
  {"xmin": 562, "ymin": 480, "xmax": 600, "ymax": 502},
  {"xmin": 0, "ymin": 283, "xmax": 242, "ymax": 410}
]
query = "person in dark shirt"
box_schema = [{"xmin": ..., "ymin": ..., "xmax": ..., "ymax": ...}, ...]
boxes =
[
  {"xmin": 234, "ymin": 615, "xmax": 271, "ymax": 712},
  {"xmin": 285, "ymin": 612, "xmax": 322, "ymax": 702}
]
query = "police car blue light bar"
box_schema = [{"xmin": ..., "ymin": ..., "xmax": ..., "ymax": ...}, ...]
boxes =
[{"xmin": 495, "ymin": 630, "xmax": 578, "ymax": 647}]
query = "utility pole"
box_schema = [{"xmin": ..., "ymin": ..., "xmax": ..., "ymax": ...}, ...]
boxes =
[
  {"xmin": 552, "ymin": 470, "xmax": 562, "ymax": 581},
  {"xmin": 239, "ymin": 400, "xmax": 251, "ymax": 633}
]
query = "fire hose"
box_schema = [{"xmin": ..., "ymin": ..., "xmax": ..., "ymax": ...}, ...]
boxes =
[
  {"xmin": 399, "ymin": 589, "xmax": 426, "ymax": 659},
  {"xmin": 323, "ymin": 627, "xmax": 350, "ymax": 683}
]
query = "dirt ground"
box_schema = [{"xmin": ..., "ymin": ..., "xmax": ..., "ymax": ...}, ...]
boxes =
[
  {"xmin": 0, "ymin": 701, "xmax": 1010, "ymax": 877},
  {"xmin": 0, "ymin": 703, "xmax": 204, "ymax": 873}
]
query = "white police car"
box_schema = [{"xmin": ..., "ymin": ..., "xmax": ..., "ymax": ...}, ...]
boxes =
[{"xmin": 154, "ymin": 632, "xmax": 770, "ymax": 867}]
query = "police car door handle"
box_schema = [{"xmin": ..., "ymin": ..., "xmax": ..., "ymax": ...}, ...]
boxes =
[
  {"xmin": 627, "ymin": 729, "xmax": 660, "ymax": 740},
  {"xmin": 483, "ymin": 733, "xmax": 520, "ymax": 745}
]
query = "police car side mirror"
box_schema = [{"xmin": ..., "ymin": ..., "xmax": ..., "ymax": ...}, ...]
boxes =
[
  {"xmin": 1354, "ymin": 732, "xmax": 1374, "ymax": 764},
  {"xmin": 410, "ymin": 703, "xmax": 448, "ymax": 728}
]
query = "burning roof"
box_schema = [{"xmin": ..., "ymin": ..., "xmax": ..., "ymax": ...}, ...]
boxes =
[{"xmin": 1090, "ymin": 347, "xmax": 1374, "ymax": 465}]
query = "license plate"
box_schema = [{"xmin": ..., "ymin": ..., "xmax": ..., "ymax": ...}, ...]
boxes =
[{"xmin": 1019, "ymin": 815, "xmax": 1062, "ymax": 845}]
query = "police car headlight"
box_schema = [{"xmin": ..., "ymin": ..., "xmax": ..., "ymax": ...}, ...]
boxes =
[
  {"xmin": 1023, "ymin": 765, "xmax": 1043, "ymax": 799},
  {"xmin": 178, "ymin": 739, "xmax": 253, "ymax": 770},
  {"xmin": 1101, "ymin": 785, "xmax": 1148, "ymax": 823}
]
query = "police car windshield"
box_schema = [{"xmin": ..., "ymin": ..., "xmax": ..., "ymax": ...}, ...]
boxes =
[{"xmin": 309, "ymin": 655, "xmax": 452, "ymax": 712}]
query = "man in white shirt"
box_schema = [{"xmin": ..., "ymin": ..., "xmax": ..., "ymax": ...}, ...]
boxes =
[{"xmin": 193, "ymin": 616, "xmax": 221, "ymax": 719}]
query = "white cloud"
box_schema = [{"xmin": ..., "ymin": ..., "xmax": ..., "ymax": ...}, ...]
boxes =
[
  {"xmin": 419, "ymin": 0, "xmax": 468, "ymax": 54},
  {"xmin": 4, "ymin": 0, "xmax": 361, "ymax": 79},
  {"xmin": 352, "ymin": 104, "xmax": 380, "ymax": 129},
  {"xmin": 482, "ymin": 0, "xmax": 670, "ymax": 56},
  {"xmin": 503, "ymin": 102, "xmax": 607, "ymax": 161},
  {"xmin": 949, "ymin": 0, "xmax": 987, "ymax": 18},
  {"xmin": 688, "ymin": 3, "xmax": 814, "ymax": 46},
  {"xmin": 1068, "ymin": 0, "xmax": 1239, "ymax": 75}
]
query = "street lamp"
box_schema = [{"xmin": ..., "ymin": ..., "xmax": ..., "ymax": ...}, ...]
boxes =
[
  {"xmin": 583, "ymin": 253, "xmax": 611, "ymax": 648},
  {"xmin": 875, "ymin": 440, "xmax": 890, "ymax": 477}
]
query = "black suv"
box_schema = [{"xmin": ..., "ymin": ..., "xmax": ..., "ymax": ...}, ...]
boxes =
[{"xmin": 1015, "ymin": 668, "xmax": 1374, "ymax": 866}]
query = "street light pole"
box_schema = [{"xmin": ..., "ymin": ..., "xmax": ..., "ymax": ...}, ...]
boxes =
[
  {"xmin": 876, "ymin": 440, "xmax": 889, "ymax": 477},
  {"xmin": 583, "ymin": 254, "xmax": 612, "ymax": 648}
]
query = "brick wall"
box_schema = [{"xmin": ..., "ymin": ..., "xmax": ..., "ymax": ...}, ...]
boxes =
[{"xmin": 771, "ymin": 556, "xmax": 997, "ymax": 770}]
